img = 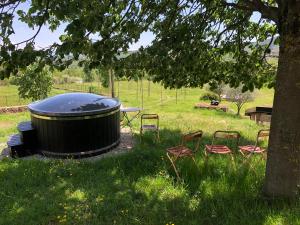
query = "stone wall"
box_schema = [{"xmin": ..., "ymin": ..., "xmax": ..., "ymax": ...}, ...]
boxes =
[{"xmin": 0, "ymin": 105, "xmax": 28, "ymax": 114}]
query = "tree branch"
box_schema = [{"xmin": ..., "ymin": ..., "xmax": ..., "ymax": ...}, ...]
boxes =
[
  {"xmin": 223, "ymin": 0, "xmax": 278, "ymax": 24},
  {"xmin": 0, "ymin": 0, "xmax": 19, "ymax": 9},
  {"xmin": 14, "ymin": 0, "xmax": 50, "ymax": 46}
]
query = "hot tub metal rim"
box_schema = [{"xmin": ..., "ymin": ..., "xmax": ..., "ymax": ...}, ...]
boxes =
[
  {"xmin": 30, "ymin": 108, "xmax": 120, "ymax": 120},
  {"xmin": 39, "ymin": 138, "xmax": 121, "ymax": 158}
]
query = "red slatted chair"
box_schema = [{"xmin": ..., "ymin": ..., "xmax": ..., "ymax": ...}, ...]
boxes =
[
  {"xmin": 140, "ymin": 114, "xmax": 160, "ymax": 142},
  {"xmin": 166, "ymin": 130, "xmax": 203, "ymax": 179},
  {"xmin": 205, "ymin": 131, "xmax": 240, "ymax": 162},
  {"xmin": 239, "ymin": 129, "xmax": 269, "ymax": 160}
]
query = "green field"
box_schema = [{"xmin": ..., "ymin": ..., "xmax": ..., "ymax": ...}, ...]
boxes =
[
  {"xmin": 1, "ymin": 82, "xmax": 299, "ymax": 225},
  {"xmin": 0, "ymin": 85, "xmax": 65, "ymax": 106}
]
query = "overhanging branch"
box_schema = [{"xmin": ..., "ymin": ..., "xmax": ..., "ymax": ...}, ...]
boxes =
[{"xmin": 223, "ymin": 0, "xmax": 278, "ymax": 24}]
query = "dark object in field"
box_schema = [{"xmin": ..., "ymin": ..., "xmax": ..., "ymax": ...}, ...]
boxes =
[
  {"xmin": 245, "ymin": 106, "xmax": 272, "ymax": 124},
  {"xmin": 210, "ymin": 100, "xmax": 219, "ymax": 106},
  {"xmin": 7, "ymin": 93, "xmax": 120, "ymax": 158}
]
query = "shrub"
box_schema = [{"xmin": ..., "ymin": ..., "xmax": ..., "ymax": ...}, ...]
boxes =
[
  {"xmin": 53, "ymin": 75, "xmax": 82, "ymax": 84},
  {"xmin": 0, "ymin": 78, "xmax": 10, "ymax": 86},
  {"xmin": 9, "ymin": 76, "xmax": 18, "ymax": 85},
  {"xmin": 200, "ymin": 92, "xmax": 220, "ymax": 101},
  {"xmin": 16, "ymin": 63, "xmax": 53, "ymax": 101},
  {"xmin": 88, "ymin": 85, "xmax": 98, "ymax": 94}
]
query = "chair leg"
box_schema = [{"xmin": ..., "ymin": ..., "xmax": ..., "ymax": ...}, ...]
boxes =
[
  {"xmin": 191, "ymin": 156, "xmax": 200, "ymax": 170},
  {"xmin": 204, "ymin": 149, "xmax": 208, "ymax": 158},
  {"xmin": 239, "ymin": 149, "xmax": 246, "ymax": 157},
  {"xmin": 229, "ymin": 153, "xmax": 236, "ymax": 171},
  {"xmin": 204, "ymin": 150, "xmax": 209, "ymax": 168},
  {"xmin": 157, "ymin": 130, "xmax": 160, "ymax": 143},
  {"xmin": 262, "ymin": 152, "xmax": 267, "ymax": 160},
  {"xmin": 241, "ymin": 153, "xmax": 258, "ymax": 175},
  {"xmin": 167, "ymin": 153, "xmax": 181, "ymax": 180},
  {"xmin": 140, "ymin": 129, "xmax": 143, "ymax": 143}
]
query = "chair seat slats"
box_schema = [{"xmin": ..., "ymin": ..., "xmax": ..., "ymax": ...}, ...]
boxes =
[
  {"xmin": 205, "ymin": 145, "xmax": 232, "ymax": 154},
  {"xmin": 167, "ymin": 146, "xmax": 194, "ymax": 157},
  {"xmin": 239, "ymin": 145, "xmax": 265, "ymax": 153}
]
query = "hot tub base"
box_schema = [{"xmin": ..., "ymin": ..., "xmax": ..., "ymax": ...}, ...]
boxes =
[{"xmin": 40, "ymin": 138, "xmax": 120, "ymax": 159}]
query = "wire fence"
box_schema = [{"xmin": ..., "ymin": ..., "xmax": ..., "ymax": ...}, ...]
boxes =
[
  {"xmin": 54, "ymin": 80, "xmax": 194, "ymax": 110},
  {"xmin": 0, "ymin": 80, "xmax": 200, "ymax": 109}
]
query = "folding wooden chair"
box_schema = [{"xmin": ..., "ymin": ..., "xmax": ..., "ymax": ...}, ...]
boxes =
[
  {"xmin": 140, "ymin": 114, "xmax": 159, "ymax": 142},
  {"xmin": 166, "ymin": 130, "xmax": 203, "ymax": 179},
  {"xmin": 205, "ymin": 130, "xmax": 240, "ymax": 162},
  {"xmin": 239, "ymin": 129, "xmax": 269, "ymax": 160}
]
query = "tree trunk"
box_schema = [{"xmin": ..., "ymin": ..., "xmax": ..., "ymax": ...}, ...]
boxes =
[
  {"xmin": 264, "ymin": 4, "xmax": 300, "ymax": 198},
  {"xmin": 236, "ymin": 105, "xmax": 241, "ymax": 116}
]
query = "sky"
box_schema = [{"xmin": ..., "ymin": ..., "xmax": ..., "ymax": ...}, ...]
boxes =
[
  {"xmin": 10, "ymin": 2, "xmax": 260, "ymax": 51},
  {"xmin": 10, "ymin": 1, "xmax": 156, "ymax": 50}
]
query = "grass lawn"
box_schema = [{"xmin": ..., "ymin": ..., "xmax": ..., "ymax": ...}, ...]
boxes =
[{"xmin": 0, "ymin": 82, "xmax": 299, "ymax": 225}]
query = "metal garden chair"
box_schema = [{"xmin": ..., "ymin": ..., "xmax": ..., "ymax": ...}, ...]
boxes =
[
  {"xmin": 166, "ymin": 130, "xmax": 203, "ymax": 179},
  {"xmin": 140, "ymin": 114, "xmax": 160, "ymax": 142},
  {"xmin": 239, "ymin": 129, "xmax": 269, "ymax": 160},
  {"xmin": 205, "ymin": 130, "xmax": 241, "ymax": 162}
]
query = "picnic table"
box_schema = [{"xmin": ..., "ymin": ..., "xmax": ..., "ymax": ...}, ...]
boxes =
[
  {"xmin": 194, "ymin": 102, "xmax": 228, "ymax": 112},
  {"xmin": 120, "ymin": 107, "xmax": 142, "ymax": 130}
]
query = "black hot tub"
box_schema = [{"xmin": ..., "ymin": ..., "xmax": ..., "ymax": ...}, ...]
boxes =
[{"xmin": 28, "ymin": 93, "xmax": 120, "ymax": 158}]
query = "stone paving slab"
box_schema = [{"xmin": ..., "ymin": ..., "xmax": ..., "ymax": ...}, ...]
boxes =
[{"xmin": 0, "ymin": 128, "xmax": 135, "ymax": 161}]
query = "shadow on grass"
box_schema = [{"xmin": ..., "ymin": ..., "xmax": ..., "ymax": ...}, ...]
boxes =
[{"xmin": 0, "ymin": 129, "xmax": 299, "ymax": 225}]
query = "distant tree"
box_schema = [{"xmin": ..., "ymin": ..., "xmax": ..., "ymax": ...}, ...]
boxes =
[
  {"xmin": 224, "ymin": 86, "xmax": 255, "ymax": 116},
  {"xmin": 83, "ymin": 65, "xmax": 94, "ymax": 82},
  {"xmin": 207, "ymin": 83, "xmax": 226, "ymax": 102},
  {"xmin": 95, "ymin": 68, "xmax": 109, "ymax": 88},
  {"xmin": 16, "ymin": 63, "xmax": 52, "ymax": 101}
]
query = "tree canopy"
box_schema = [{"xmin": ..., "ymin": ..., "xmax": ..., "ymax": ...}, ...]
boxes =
[{"xmin": 1, "ymin": 0, "xmax": 276, "ymax": 91}]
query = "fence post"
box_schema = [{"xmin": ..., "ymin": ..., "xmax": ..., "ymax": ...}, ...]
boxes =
[
  {"xmin": 136, "ymin": 78, "xmax": 139, "ymax": 100},
  {"xmin": 141, "ymin": 77, "xmax": 144, "ymax": 109},
  {"xmin": 160, "ymin": 85, "xmax": 163, "ymax": 105},
  {"xmin": 176, "ymin": 89, "xmax": 178, "ymax": 104},
  {"xmin": 148, "ymin": 80, "xmax": 150, "ymax": 97},
  {"xmin": 109, "ymin": 68, "xmax": 115, "ymax": 98},
  {"xmin": 117, "ymin": 79, "xmax": 120, "ymax": 97}
]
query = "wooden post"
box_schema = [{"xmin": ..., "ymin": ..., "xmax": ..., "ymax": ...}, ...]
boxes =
[
  {"xmin": 109, "ymin": 68, "xmax": 115, "ymax": 98},
  {"xmin": 117, "ymin": 79, "xmax": 120, "ymax": 97},
  {"xmin": 160, "ymin": 85, "xmax": 163, "ymax": 105},
  {"xmin": 141, "ymin": 78, "xmax": 144, "ymax": 109},
  {"xmin": 136, "ymin": 78, "xmax": 139, "ymax": 100},
  {"xmin": 98, "ymin": 80, "xmax": 101, "ymax": 94},
  {"xmin": 148, "ymin": 79, "xmax": 150, "ymax": 97},
  {"xmin": 175, "ymin": 89, "xmax": 178, "ymax": 104}
]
